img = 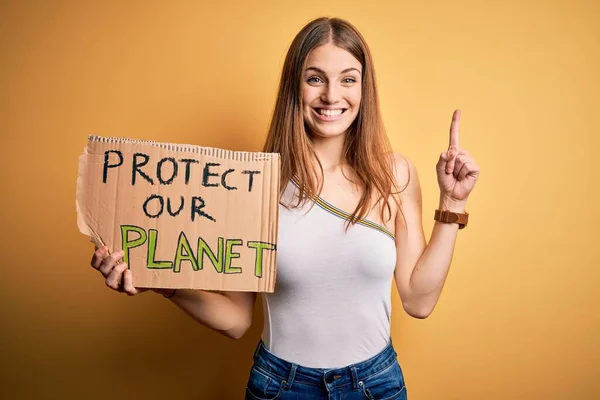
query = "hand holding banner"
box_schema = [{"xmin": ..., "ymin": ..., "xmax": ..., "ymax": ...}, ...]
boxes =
[{"xmin": 76, "ymin": 136, "xmax": 280, "ymax": 292}]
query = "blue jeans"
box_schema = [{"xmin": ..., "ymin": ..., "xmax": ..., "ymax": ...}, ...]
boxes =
[{"xmin": 245, "ymin": 340, "xmax": 407, "ymax": 400}]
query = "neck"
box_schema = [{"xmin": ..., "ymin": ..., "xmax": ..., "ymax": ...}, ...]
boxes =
[{"xmin": 311, "ymin": 133, "xmax": 346, "ymax": 173}]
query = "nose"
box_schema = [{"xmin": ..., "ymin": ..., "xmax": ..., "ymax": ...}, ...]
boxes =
[{"xmin": 320, "ymin": 83, "xmax": 342, "ymax": 104}]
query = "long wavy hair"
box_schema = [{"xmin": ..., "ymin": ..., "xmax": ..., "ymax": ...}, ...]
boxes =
[{"xmin": 263, "ymin": 17, "xmax": 404, "ymax": 225}]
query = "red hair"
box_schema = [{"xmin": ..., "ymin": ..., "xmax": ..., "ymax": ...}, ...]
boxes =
[{"xmin": 263, "ymin": 17, "xmax": 402, "ymax": 224}]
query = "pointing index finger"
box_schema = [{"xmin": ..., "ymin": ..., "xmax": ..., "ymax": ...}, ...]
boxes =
[{"xmin": 449, "ymin": 109, "xmax": 461, "ymax": 149}]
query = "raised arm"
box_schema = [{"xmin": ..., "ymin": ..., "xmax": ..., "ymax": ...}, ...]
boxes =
[{"xmin": 393, "ymin": 110, "xmax": 480, "ymax": 318}]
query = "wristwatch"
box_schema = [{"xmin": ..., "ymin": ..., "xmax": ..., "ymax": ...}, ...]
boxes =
[{"xmin": 434, "ymin": 209, "xmax": 469, "ymax": 229}]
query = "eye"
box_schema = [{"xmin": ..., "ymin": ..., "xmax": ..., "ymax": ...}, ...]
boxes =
[
  {"xmin": 342, "ymin": 77, "xmax": 357, "ymax": 85},
  {"xmin": 307, "ymin": 76, "xmax": 324, "ymax": 84}
]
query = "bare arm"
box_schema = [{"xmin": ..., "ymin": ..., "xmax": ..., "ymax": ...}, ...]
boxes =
[
  {"xmin": 392, "ymin": 156, "xmax": 466, "ymax": 319},
  {"xmin": 166, "ymin": 290, "xmax": 256, "ymax": 339},
  {"xmin": 393, "ymin": 112, "xmax": 479, "ymax": 318},
  {"xmin": 92, "ymin": 247, "xmax": 257, "ymax": 339}
]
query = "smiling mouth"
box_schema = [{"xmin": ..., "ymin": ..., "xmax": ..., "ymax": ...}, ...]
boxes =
[{"xmin": 314, "ymin": 108, "xmax": 347, "ymax": 117}]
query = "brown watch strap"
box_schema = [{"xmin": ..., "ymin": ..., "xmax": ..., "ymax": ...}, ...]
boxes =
[{"xmin": 434, "ymin": 209, "xmax": 469, "ymax": 229}]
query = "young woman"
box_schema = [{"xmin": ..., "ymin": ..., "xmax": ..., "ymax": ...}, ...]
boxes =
[{"xmin": 90, "ymin": 17, "xmax": 480, "ymax": 400}]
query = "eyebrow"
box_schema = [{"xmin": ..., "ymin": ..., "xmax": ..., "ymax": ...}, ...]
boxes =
[{"xmin": 305, "ymin": 66, "xmax": 362, "ymax": 75}]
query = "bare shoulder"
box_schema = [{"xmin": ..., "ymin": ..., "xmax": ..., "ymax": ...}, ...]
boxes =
[
  {"xmin": 391, "ymin": 153, "xmax": 421, "ymax": 199},
  {"xmin": 391, "ymin": 153, "xmax": 424, "ymax": 233}
]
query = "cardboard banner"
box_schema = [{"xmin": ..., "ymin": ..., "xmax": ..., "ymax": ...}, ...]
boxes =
[{"xmin": 76, "ymin": 136, "xmax": 280, "ymax": 292}]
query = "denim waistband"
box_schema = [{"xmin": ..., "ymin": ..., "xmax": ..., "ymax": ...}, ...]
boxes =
[{"xmin": 252, "ymin": 340, "xmax": 398, "ymax": 390}]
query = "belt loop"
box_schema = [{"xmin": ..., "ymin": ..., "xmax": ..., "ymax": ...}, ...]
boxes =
[
  {"xmin": 253, "ymin": 340, "xmax": 262, "ymax": 360},
  {"xmin": 350, "ymin": 366, "xmax": 359, "ymax": 391},
  {"xmin": 388, "ymin": 337, "xmax": 396, "ymax": 355},
  {"xmin": 284, "ymin": 364, "xmax": 297, "ymax": 391}
]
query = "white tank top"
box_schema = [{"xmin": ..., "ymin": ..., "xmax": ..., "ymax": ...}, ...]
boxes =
[{"xmin": 261, "ymin": 179, "xmax": 397, "ymax": 368}]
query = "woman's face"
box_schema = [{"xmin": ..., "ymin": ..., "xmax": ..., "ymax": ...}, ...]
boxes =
[{"xmin": 301, "ymin": 42, "xmax": 362, "ymax": 140}]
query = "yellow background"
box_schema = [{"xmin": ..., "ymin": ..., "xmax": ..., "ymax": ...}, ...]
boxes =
[{"xmin": 1, "ymin": 1, "xmax": 598, "ymax": 399}]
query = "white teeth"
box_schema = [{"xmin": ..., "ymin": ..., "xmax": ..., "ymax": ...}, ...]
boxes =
[{"xmin": 318, "ymin": 109, "xmax": 343, "ymax": 117}]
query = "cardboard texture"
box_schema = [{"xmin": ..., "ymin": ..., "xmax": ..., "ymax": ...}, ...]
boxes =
[{"xmin": 76, "ymin": 135, "xmax": 280, "ymax": 292}]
